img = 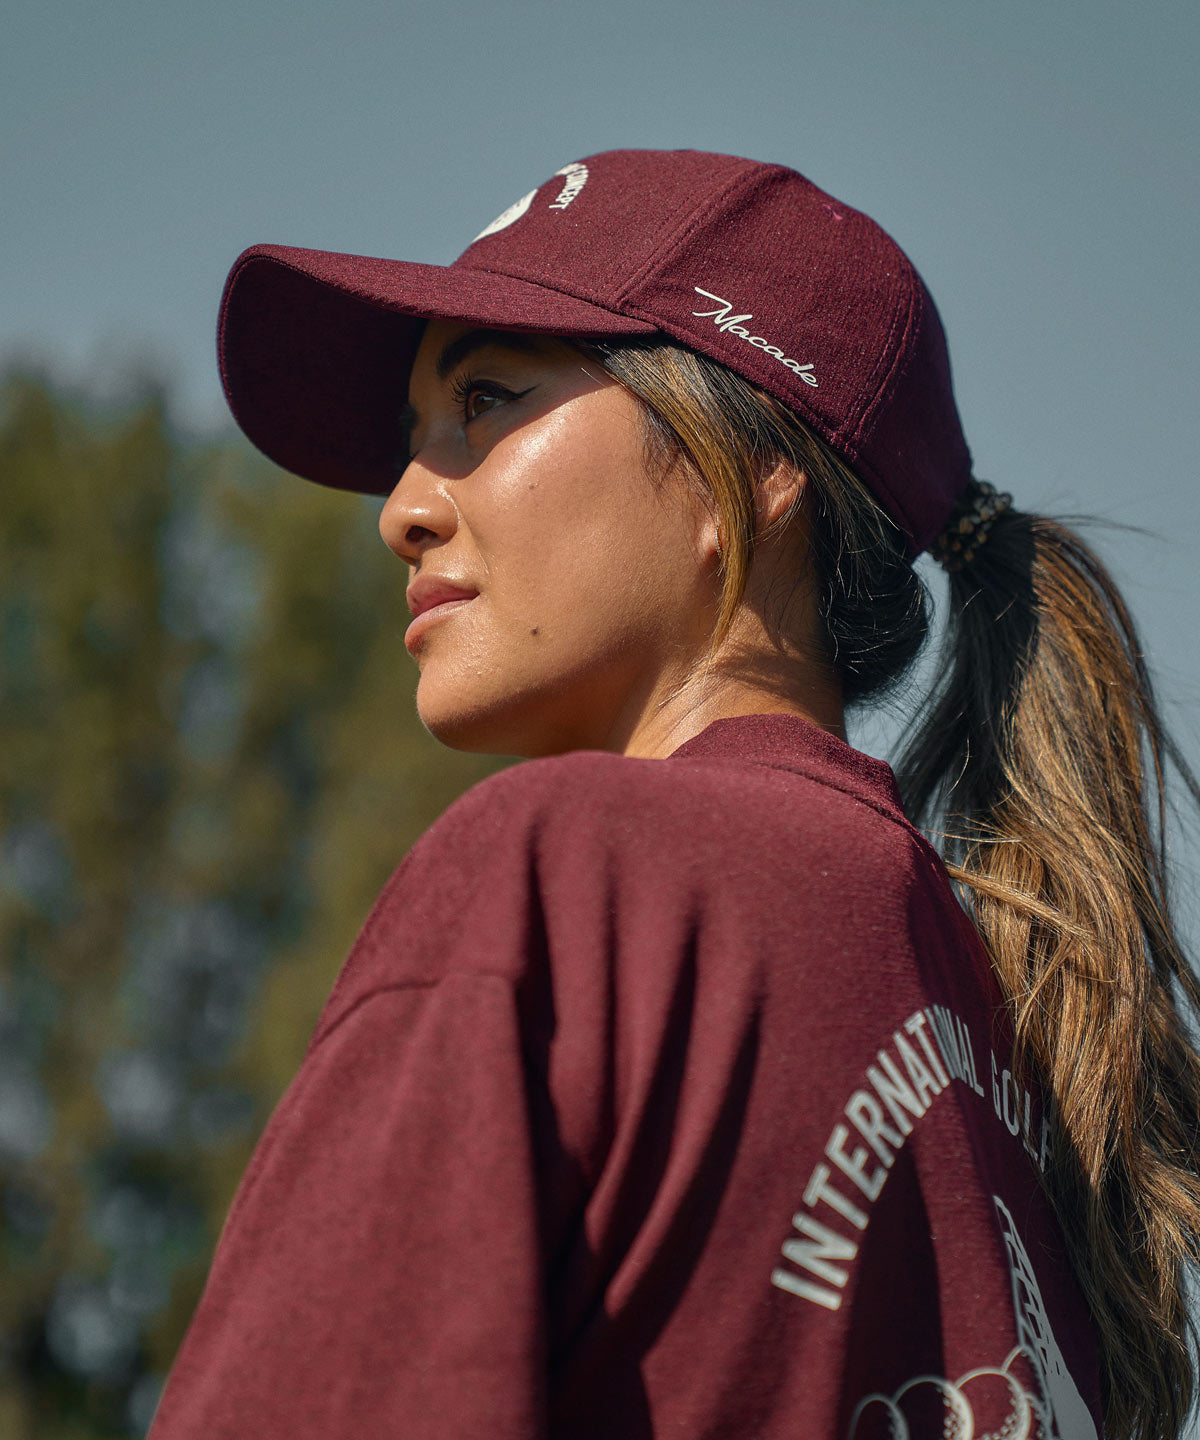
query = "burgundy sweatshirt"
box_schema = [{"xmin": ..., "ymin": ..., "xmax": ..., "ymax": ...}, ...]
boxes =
[{"xmin": 149, "ymin": 713, "xmax": 1102, "ymax": 1439}]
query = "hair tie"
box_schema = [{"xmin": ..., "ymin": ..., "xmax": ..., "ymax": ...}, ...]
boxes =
[{"xmin": 929, "ymin": 479, "xmax": 1013, "ymax": 572}]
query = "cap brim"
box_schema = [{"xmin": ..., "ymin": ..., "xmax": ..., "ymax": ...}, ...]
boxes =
[{"xmin": 217, "ymin": 244, "xmax": 657, "ymax": 495}]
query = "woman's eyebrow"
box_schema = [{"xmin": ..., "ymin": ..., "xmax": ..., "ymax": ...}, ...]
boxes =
[{"xmin": 433, "ymin": 328, "xmax": 546, "ymax": 380}]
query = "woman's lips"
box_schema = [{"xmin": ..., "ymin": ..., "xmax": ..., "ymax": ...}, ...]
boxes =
[{"xmin": 404, "ymin": 595, "xmax": 476, "ymax": 652}]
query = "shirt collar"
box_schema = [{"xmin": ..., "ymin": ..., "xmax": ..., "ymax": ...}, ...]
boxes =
[{"xmin": 668, "ymin": 712, "xmax": 907, "ymax": 822}]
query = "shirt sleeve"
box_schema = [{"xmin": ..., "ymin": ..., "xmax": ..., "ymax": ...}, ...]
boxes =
[{"xmin": 148, "ymin": 972, "xmax": 551, "ymax": 1440}]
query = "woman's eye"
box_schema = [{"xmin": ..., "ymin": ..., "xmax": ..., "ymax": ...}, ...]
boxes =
[
  {"xmin": 464, "ymin": 386, "xmax": 505, "ymax": 421},
  {"xmin": 449, "ymin": 375, "xmax": 532, "ymax": 427}
]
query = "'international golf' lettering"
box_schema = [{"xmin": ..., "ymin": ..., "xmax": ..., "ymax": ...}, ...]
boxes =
[{"xmin": 770, "ymin": 1005, "xmax": 1053, "ymax": 1311}]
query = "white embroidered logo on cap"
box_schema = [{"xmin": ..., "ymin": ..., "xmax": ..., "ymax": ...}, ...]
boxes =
[
  {"xmin": 549, "ymin": 162, "xmax": 589, "ymax": 210},
  {"xmin": 472, "ymin": 160, "xmax": 590, "ymax": 242},
  {"xmin": 472, "ymin": 188, "xmax": 538, "ymax": 242},
  {"xmin": 692, "ymin": 287, "xmax": 818, "ymax": 388}
]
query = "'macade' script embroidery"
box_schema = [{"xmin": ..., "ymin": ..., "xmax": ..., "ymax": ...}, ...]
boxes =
[{"xmin": 691, "ymin": 287, "xmax": 818, "ymax": 387}]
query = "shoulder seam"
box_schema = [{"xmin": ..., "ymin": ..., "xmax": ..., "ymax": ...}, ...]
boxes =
[{"xmin": 310, "ymin": 971, "xmax": 516, "ymax": 1053}]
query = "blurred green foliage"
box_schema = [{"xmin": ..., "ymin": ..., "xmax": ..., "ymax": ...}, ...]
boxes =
[{"xmin": 0, "ymin": 371, "xmax": 505, "ymax": 1438}]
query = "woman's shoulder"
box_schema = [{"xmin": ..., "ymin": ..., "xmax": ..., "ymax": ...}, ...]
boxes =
[
  {"xmin": 431, "ymin": 746, "xmax": 653, "ymax": 827},
  {"xmin": 310, "ymin": 739, "xmax": 959, "ymax": 1059},
  {"xmin": 396, "ymin": 734, "xmax": 924, "ymax": 910},
  {"xmin": 412, "ymin": 745, "xmax": 747, "ymax": 855},
  {"xmin": 309, "ymin": 752, "xmax": 664, "ymax": 1025},
  {"xmin": 311, "ymin": 748, "xmax": 760, "ymax": 1029}
]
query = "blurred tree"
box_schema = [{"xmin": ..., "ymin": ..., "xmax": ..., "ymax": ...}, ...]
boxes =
[{"xmin": 0, "ymin": 371, "xmax": 504, "ymax": 1438}]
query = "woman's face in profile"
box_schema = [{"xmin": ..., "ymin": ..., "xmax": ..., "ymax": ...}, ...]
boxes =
[{"xmin": 380, "ymin": 320, "xmax": 720, "ymax": 758}]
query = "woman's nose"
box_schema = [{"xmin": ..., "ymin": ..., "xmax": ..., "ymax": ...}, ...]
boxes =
[{"xmin": 379, "ymin": 461, "xmax": 458, "ymax": 562}]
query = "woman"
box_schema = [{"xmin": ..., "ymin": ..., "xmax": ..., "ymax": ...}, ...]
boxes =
[{"xmin": 149, "ymin": 149, "xmax": 1200, "ymax": 1440}]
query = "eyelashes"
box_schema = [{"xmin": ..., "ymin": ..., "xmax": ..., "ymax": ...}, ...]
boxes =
[
  {"xmin": 396, "ymin": 373, "xmax": 535, "ymax": 469},
  {"xmin": 448, "ymin": 370, "xmax": 531, "ymax": 423}
]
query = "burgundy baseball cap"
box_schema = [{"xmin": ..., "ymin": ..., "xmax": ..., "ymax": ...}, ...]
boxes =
[{"xmin": 218, "ymin": 148, "xmax": 972, "ymax": 555}]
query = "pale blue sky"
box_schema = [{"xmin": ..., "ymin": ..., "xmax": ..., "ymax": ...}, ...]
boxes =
[{"xmin": 3, "ymin": 0, "xmax": 1198, "ymax": 756}]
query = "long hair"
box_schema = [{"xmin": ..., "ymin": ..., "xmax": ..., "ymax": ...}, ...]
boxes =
[{"xmin": 577, "ymin": 336, "xmax": 1200, "ymax": 1440}]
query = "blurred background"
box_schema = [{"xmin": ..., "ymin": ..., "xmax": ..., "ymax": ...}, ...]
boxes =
[{"xmin": 2, "ymin": 1, "xmax": 1197, "ymax": 1435}]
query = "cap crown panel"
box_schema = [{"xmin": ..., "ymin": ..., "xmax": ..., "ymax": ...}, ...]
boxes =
[
  {"xmin": 628, "ymin": 170, "xmax": 910, "ymax": 443},
  {"xmin": 454, "ymin": 150, "xmax": 758, "ymax": 306}
]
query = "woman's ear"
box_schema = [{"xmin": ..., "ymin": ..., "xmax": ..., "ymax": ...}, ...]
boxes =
[
  {"xmin": 688, "ymin": 492, "xmax": 723, "ymax": 568},
  {"xmin": 707, "ymin": 513, "xmax": 724, "ymax": 565},
  {"xmin": 756, "ymin": 461, "xmax": 805, "ymax": 535}
]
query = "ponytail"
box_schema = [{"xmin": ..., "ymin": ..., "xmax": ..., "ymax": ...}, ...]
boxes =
[
  {"xmin": 898, "ymin": 503, "xmax": 1200, "ymax": 1440},
  {"xmin": 578, "ymin": 335, "xmax": 1200, "ymax": 1440}
]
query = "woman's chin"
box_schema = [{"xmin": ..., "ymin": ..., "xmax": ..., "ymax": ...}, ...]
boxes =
[
  {"xmin": 415, "ymin": 674, "xmax": 585, "ymax": 759},
  {"xmin": 416, "ymin": 679, "xmax": 532, "ymax": 757}
]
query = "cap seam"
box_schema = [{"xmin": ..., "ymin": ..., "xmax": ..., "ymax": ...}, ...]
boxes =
[
  {"xmin": 225, "ymin": 250, "xmax": 433, "ymax": 316},
  {"xmin": 840, "ymin": 449, "xmax": 918, "ymax": 553},
  {"xmin": 830, "ymin": 253, "xmax": 925, "ymax": 544},
  {"xmin": 454, "ymin": 257, "xmax": 658, "ymax": 324},
  {"xmin": 611, "ymin": 163, "xmax": 781, "ymax": 305},
  {"xmin": 842, "ymin": 252, "xmax": 919, "ymax": 453},
  {"xmin": 236, "ymin": 250, "xmax": 657, "ymax": 333}
]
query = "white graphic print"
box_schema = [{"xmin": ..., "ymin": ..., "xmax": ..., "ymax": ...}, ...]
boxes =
[
  {"xmin": 549, "ymin": 161, "xmax": 588, "ymax": 210},
  {"xmin": 847, "ymin": 1198, "xmax": 1097, "ymax": 1440},
  {"xmin": 471, "ymin": 159, "xmax": 589, "ymax": 242},
  {"xmin": 849, "ymin": 1351, "xmax": 1038, "ymax": 1440},
  {"xmin": 995, "ymin": 1195, "xmax": 1097, "ymax": 1440},
  {"xmin": 472, "ymin": 188, "xmax": 538, "ymax": 242},
  {"xmin": 691, "ymin": 287, "xmax": 819, "ymax": 387}
]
